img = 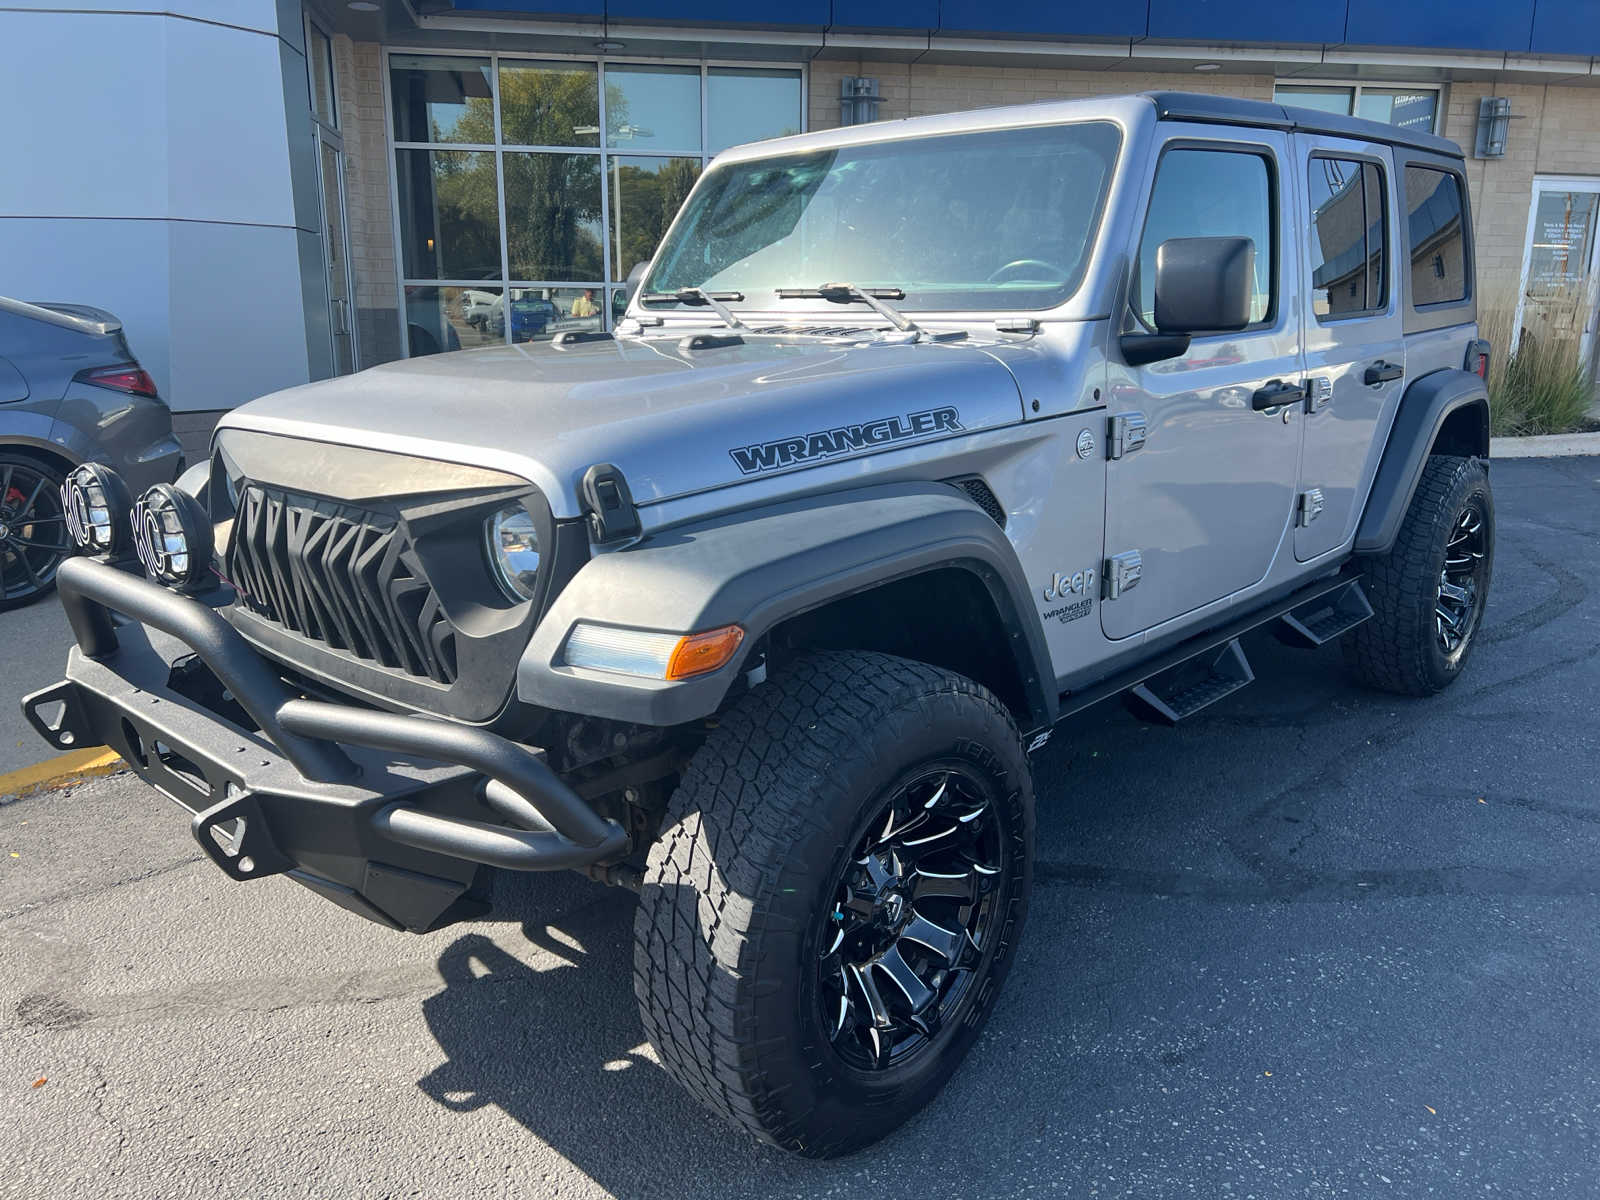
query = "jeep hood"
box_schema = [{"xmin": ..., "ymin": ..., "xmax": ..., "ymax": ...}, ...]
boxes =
[{"xmin": 218, "ymin": 334, "xmax": 1026, "ymax": 519}]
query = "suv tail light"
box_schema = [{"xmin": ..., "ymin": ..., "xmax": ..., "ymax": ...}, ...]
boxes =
[
  {"xmin": 74, "ymin": 363, "xmax": 160, "ymax": 399},
  {"xmin": 1464, "ymin": 339, "xmax": 1491, "ymax": 381}
]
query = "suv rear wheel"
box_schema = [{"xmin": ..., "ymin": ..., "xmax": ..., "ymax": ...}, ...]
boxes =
[
  {"xmin": 633, "ymin": 651, "xmax": 1033, "ymax": 1156},
  {"xmin": 1345, "ymin": 454, "xmax": 1494, "ymax": 695}
]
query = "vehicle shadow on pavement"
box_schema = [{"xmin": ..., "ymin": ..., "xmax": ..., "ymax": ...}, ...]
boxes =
[{"xmin": 416, "ymin": 875, "xmax": 794, "ymax": 1195}]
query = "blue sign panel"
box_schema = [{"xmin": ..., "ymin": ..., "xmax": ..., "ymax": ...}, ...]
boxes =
[
  {"xmin": 1344, "ymin": 0, "xmax": 1535, "ymax": 53},
  {"xmin": 937, "ymin": 0, "xmax": 1149, "ymax": 38},
  {"xmin": 1147, "ymin": 0, "xmax": 1343, "ymax": 45}
]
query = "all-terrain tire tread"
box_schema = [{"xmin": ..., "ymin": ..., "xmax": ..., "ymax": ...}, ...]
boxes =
[
  {"xmin": 1343, "ymin": 454, "xmax": 1486, "ymax": 695},
  {"xmin": 632, "ymin": 650, "xmax": 1021, "ymax": 1153}
]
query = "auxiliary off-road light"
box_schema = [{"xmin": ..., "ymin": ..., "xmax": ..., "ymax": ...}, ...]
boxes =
[
  {"xmin": 131, "ymin": 483, "xmax": 214, "ymax": 591},
  {"xmin": 61, "ymin": 462, "xmax": 134, "ymax": 555},
  {"xmin": 563, "ymin": 622, "xmax": 744, "ymax": 680}
]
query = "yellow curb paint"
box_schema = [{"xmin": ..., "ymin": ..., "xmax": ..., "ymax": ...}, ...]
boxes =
[{"xmin": 0, "ymin": 747, "xmax": 123, "ymax": 800}]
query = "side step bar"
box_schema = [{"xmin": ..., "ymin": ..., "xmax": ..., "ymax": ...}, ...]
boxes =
[
  {"xmin": 1126, "ymin": 638, "xmax": 1254, "ymax": 726},
  {"xmin": 1276, "ymin": 578, "xmax": 1374, "ymax": 648},
  {"xmin": 1055, "ymin": 572, "xmax": 1368, "ymax": 728}
]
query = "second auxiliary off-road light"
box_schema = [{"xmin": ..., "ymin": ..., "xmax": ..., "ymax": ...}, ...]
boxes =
[
  {"xmin": 61, "ymin": 462, "xmax": 134, "ymax": 555},
  {"xmin": 131, "ymin": 483, "xmax": 214, "ymax": 591}
]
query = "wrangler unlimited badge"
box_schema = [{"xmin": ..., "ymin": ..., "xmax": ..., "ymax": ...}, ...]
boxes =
[{"xmin": 729, "ymin": 406, "xmax": 963, "ymax": 475}]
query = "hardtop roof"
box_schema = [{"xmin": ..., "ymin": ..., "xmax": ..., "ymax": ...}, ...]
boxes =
[{"xmin": 1144, "ymin": 91, "xmax": 1463, "ymax": 158}]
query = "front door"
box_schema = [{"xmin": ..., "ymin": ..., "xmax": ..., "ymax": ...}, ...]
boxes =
[
  {"xmin": 1295, "ymin": 139, "xmax": 1405, "ymax": 561},
  {"xmin": 1515, "ymin": 177, "xmax": 1600, "ymax": 365},
  {"xmin": 1103, "ymin": 130, "xmax": 1304, "ymax": 640},
  {"xmin": 317, "ymin": 130, "xmax": 357, "ymax": 375}
]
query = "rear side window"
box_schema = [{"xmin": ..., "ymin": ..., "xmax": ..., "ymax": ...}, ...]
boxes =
[
  {"xmin": 1307, "ymin": 157, "xmax": 1388, "ymax": 319},
  {"xmin": 1404, "ymin": 167, "xmax": 1467, "ymax": 306},
  {"xmin": 1138, "ymin": 147, "xmax": 1275, "ymax": 327}
]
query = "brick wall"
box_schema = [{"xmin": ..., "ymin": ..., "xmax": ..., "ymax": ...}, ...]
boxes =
[{"xmin": 334, "ymin": 37, "xmax": 403, "ymax": 367}]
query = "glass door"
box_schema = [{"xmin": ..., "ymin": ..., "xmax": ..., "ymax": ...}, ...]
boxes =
[
  {"xmin": 318, "ymin": 131, "xmax": 357, "ymax": 374},
  {"xmin": 1515, "ymin": 178, "xmax": 1600, "ymax": 365}
]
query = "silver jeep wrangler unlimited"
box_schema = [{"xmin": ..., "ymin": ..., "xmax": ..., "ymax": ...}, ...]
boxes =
[{"xmin": 26, "ymin": 92, "xmax": 1493, "ymax": 1156}]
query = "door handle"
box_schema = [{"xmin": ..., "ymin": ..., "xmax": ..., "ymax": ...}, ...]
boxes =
[
  {"xmin": 1251, "ymin": 380, "xmax": 1307, "ymax": 411},
  {"xmin": 1363, "ymin": 360, "xmax": 1403, "ymax": 385}
]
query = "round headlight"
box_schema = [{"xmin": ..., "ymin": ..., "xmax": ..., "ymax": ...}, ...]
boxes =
[
  {"xmin": 131, "ymin": 483, "xmax": 214, "ymax": 591},
  {"xmin": 486, "ymin": 504, "xmax": 540, "ymax": 601},
  {"xmin": 61, "ymin": 463, "xmax": 133, "ymax": 555}
]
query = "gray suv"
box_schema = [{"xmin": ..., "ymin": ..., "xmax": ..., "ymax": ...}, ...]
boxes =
[{"xmin": 24, "ymin": 93, "xmax": 1493, "ymax": 1156}]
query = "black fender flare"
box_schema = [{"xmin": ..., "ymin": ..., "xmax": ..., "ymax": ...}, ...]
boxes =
[
  {"xmin": 517, "ymin": 482, "xmax": 1056, "ymax": 730},
  {"xmin": 1354, "ymin": 368, "xmax": 1489, "ymax": 556}
]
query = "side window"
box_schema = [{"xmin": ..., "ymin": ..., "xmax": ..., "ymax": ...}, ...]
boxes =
[
  {"xmin": 1138, "ymin": 147, "xmax": 1274, "ymax": 328},
  {"xmin": 1404, "ymin": 167, "xmax": 1467, "ymax": 306},
  {"xmin": 1307, "ymin": 157, "xmax": 1389, "ymax": 319}
]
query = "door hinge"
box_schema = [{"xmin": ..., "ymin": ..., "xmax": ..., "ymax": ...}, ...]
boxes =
[
  {"xmin": 1107, "ymin": 411, "xmax": 1148, "ymax": 460},
  {"xmin": 1297, "ymin": 488, "xmax": 1325, "ymax": 527},
  {"xmin": 1104, "ymin": 550, "xmax": 1143, "ymax": 600},
  {"xmin": 1306, "ymin": 376, "xmax": 1332, "ymax": 412}
]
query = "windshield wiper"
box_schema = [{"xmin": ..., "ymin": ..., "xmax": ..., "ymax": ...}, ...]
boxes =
[
  {"xmin": 775, "ymin": 282, "xmax": 920, "ymax": 334},
  {"xmin": 639, "ymin": 287, "xmax": 746, "ymax": 330}
]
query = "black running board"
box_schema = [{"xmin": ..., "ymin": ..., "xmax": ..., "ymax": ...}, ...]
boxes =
[
  {"xmin": 1125, "ymin": 638, "xmax": 1254, "ymax": 726},
  {"xmin": 1276, "ymin": 578, "xmax": 1373, "ymax": 648},
  {"xmin": 1056, "ymin": 571, "xmax": 1360, "ymax": 726}
]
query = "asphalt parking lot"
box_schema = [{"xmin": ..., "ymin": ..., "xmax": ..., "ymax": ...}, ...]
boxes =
[{"xmin": 2, "ymin": 455, "xmax": 1598, "ymax": 1198}]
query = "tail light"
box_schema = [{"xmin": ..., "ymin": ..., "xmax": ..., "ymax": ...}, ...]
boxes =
[
  {"xmin": 74, "ymin": 363, "xmax": 160, "ymax": 399},
  {"xmin": 1464, "ymin": 339, "xmax": 1490, "ymax": 381}
]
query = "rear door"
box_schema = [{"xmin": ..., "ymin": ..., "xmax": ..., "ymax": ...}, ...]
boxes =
[
  {"xmin": 1102, "ymin": 128, "xmax": 1304, "ymax": 639},
  {"xmin": 1295, "ymin": 137, "xmax": 1404, "ymax": 561}
]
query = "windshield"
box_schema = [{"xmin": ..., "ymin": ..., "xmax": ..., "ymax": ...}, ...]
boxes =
[{"xmin": 645, "ymin": 121, "xmax": 1121, "ymax": 312}]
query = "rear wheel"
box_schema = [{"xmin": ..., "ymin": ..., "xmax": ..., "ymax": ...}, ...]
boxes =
[
  {"xmin": 1344, "ymin": 454, "xmax": 1494, "ymax": 695},
  {"xmin": 0, "ymin": 453, "xmax": 70, "ymax": 611},
  {"xmin": 633, "ymin": 651, "xmax": 1033, "ymax": 1156}
]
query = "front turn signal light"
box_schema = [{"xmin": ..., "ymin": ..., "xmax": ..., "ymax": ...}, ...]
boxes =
[
  {"xmin": 665, "ymin": 624, "xmax": 745, "ymax": 680},
  {"xmin": 563, "ymin": 621, "xmax": 745, "ymax": 680}
]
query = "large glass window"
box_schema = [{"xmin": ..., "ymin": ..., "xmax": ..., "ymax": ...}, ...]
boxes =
[
  {"xmin": 1275, "ymin": 83, "xmax": 1440, "ymax": 134},
  {"xmin": 1307, "ymin": 157, "xmax": 1388, "ymax": 319},
  {"xmin": 648, "ymin": 123, "xmax": 1121, "ymax": 312},
  {"xmin": 1137, "ymin": 148, "xmax": 1275, "ymax": 327},
  {"xmin": 389, "ymin": 54, "xmax": 801, "ymax": 354},
  {"xmin": 1405, "ymin": 167, "xmax": 1468, "ymax": 306}
]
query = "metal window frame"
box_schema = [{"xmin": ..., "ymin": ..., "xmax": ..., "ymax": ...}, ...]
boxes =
[
  {"xmin": 383, "ymin": 46, "xmax": 807, "ymax": 356},
  {"xmin": 1304, "ymin": 150, "xmax": 1393, "ymax": 324},
  {"xmin": 305, "ymin": 11, "xmax": 360, "ymax": 374},
  {"xmin": 1512, "ymin": 174, "xmax": 1600, "ymax": 358},
  {"xmin": 1272, "ymin": 80, "xmax": 1445, "ymax": 135}
]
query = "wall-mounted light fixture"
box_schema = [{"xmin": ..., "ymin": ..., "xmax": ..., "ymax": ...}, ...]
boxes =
[
  {"xmin": 840, "ymin": 77, "xmax": 881, "ymax": 126},
  {"xmin": 1474, "ymin": 97, "xmax": 1512, "ymax": 158}
]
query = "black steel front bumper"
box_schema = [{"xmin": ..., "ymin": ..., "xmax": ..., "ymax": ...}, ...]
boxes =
[{"xmin": 20, "ymin": 556, "xmax": 629, "ymax": 932}]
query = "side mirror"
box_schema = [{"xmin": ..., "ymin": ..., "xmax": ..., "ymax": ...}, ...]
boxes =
[
  {"xmin": 623, "ymin": 260, "xmax": 651, "ymax": 306},
  {"xmin": 1152, "ymin": 236, "xmax": 1254, "ymax": 334}
]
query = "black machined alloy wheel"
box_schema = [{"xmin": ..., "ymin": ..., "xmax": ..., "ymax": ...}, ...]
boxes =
[
  {"xmin": 0, "ymin": 456, "xmax": 70, "ymax": 610},
  {"xmin": 635, "ymin": 651, "xmax": 1033, "ymax": 1157},
  {"xmin": 1436, "ymin": 498, "xmax": 1488, "ymax": 660},
  {"xmin": 818, "ymin": 766, "xmax": 1006, "ymax": 1073},
  {"xmin": 1345, "ymin": 454, "xmax": 1495, "ymax": 696}
]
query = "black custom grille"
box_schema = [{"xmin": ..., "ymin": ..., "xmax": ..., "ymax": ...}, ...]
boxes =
[{"xmin": 226, "ymin": 485, "xmax": 458, "ymax": 685}]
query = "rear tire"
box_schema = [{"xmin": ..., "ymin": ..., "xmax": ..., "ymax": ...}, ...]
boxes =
[
  {"xmin": 633, "ymin": 651, "xmax": 1033, "ymax": 1157},
  {"xmin": 1344, "ymin": 454, "xmax": 1494, "ymax": 695}
]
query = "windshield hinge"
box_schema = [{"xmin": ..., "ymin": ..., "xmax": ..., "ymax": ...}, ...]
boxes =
[{"xmin": 993, "ymin": 317, "xmax": 1039, "ymax": 334}]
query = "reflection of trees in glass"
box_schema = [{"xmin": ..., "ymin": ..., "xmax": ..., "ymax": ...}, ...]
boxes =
[
  {"xmin": 612, "ymin": 158, "xmax": 701, "ymax": 281},
  {"xmin": 403, "ymin": 150, "xmax": 499, "ymax": 280},
  {"xmin": 499, "ymin": 65, "xmax": 600, "ymax": 147},
  {"xmin": 507, "ymin": 155, "xmax": 602, "ymax": 280}
]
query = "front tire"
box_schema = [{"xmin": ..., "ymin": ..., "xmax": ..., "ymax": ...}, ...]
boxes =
[
  {"xmin": 633, "ymin": 652, "xmax": 1034, "ymax": 1156},
  {"xmin": 1344, "ymin": 454, "xmax": 1494, "ymax": 695},
  {"xmin": 0, "ymin": 452, "xmax": 70, "ymax": 611}
]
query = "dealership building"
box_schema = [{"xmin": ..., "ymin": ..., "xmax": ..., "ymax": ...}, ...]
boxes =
[{"xmin": 5, "ymin": 1, "xmax": 1600, "ymax": 452}]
